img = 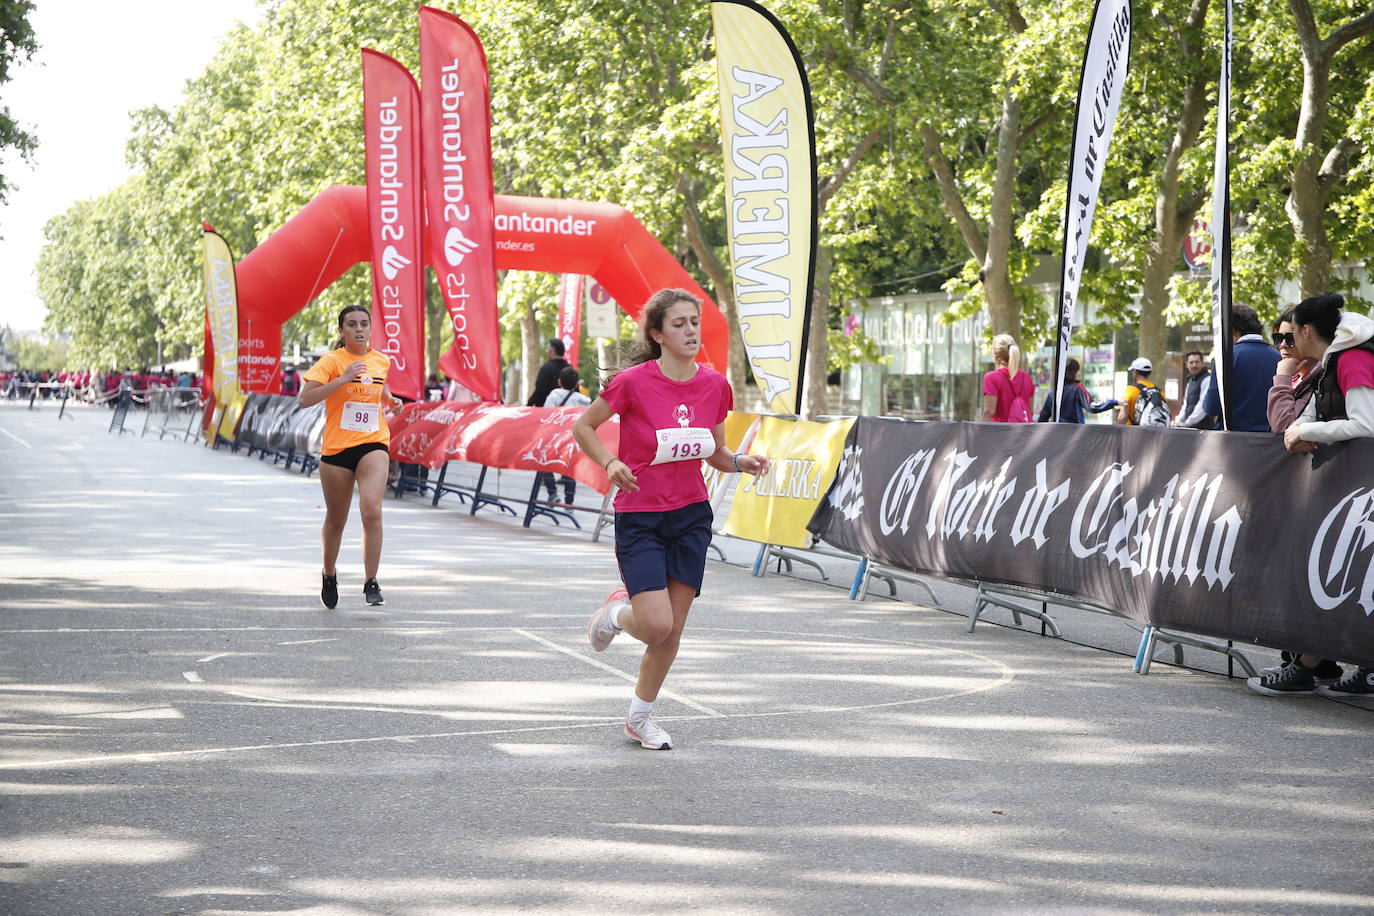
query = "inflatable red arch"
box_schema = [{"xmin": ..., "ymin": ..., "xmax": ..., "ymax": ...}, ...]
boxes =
[{"xmin": 220, "ymin": 185, "xmax": 728, "ymax": 393}]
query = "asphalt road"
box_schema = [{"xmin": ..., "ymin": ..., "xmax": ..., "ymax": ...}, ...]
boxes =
[{"xmin": 1, "ymin": 400, "xmax": 1371, "ymax": 915}]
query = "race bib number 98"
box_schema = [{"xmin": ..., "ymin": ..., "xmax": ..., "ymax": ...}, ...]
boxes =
[
  {"xmin": 652, "ymin": 427, "xmax": 716, "ymax": 465},
  {"xmin": 341, "ymin": 400, "xmax": 379, "ymax": 433}
]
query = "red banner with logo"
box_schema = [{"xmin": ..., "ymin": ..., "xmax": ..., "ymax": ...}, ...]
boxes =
[
  {"xmin": 419, "ymin": 7, "xmax": 501, "ymax": 401},
  {"xmin": 362, "ymin": 48, "xmax": 425, "ymax": 400},
  {"xmin": 556, "ymin": 273, "xmax": 583, "ymax": 368},
  {"xmin": 389, "ymin": 401, "xmax": 620, "ymax": 494}
]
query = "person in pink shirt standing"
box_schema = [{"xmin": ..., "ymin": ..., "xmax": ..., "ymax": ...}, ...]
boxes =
[
  {"xmin": 574, "ymin": 289, "xmax": 770, "ymax": 750},
  {"xmin": 980, "ymin": 333, "xmax": 1034, "ymax": 422}
]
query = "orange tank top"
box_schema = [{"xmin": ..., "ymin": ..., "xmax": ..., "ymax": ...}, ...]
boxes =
[{"xmin": 303, "ymin": 347, "xmax": 392, "ymax": 455}]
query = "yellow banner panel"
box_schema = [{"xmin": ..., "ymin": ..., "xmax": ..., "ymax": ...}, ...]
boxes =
[
  {"xmin": 216, "ymin": 391, "xmax": 249, "ymax": 443},
  {"xmin": 705, "ymin": 410, "xmax": 764, "ymax": 502},
  {"xmin": 722, "ymin": 415, "xmax": 854, "ymax": 547},
  {"xmin": 202, "ymin": 231, "xmax": 239, "ymax": 403}
]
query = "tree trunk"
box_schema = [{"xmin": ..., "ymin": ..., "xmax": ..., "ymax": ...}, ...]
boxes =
[
  {"xmin": 1286, "ymin": 49, "xmax": 1334, "ymax": 298},
  {"xmin": 802, "ymin": 245, "xmax": 833, "ymax": 419},
  {"xmin": 1284, "ymin": 0, "xmax": 1374, "ymax": 297},
  {"xmin": 519, "ymin": 301, "xmax": 539, "ymax": 404},
  {"xmin": 426, "ymin": 273, "xmax": 444, "ymax": 383},
  {"xmin": 983, "ymin": 91, "xmax": 1023, "ymax": 342}
]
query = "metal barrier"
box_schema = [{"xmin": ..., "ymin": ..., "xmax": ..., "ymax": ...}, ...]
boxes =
[
  {"xmin": 966, "ymin": 579, "xmax": 1255, "ymax": 677},
  {"xmin": 391, "ymin": 458, "xmax": 616, "ymax": 534},
  {"xmin": 140, "ymin": 387, "xmax": 205, "ymax": 441},
  {"xmin": 0, "ymin": 381, "xmax": 78, "ymax": 416},
  {"xmin": 108, "ymin": 387, "xmax": 134, "ymax": 435}
]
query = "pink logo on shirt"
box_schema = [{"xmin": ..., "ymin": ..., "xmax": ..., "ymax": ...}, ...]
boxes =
[{"xmin": 673, "ymin": 403, "xmax": 694, "ymax": 427}]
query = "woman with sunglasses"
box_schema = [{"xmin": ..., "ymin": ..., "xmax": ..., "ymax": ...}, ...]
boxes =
[
  {"xmin": 1265, "ymin": 308, "xmax": 1323, "ymax": 433},
  {"xmin": 1250, "ymin": 307, "xmax": 1343, "ymax": 693}
]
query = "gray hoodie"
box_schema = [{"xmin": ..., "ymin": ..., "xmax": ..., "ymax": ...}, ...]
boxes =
[{"xmin": 1294, "ymin": 311, "xmax": 1374, "ymax": 443}]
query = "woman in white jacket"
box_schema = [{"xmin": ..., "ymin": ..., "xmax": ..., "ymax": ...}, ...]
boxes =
[
  {"xmin": 1283, "ymin": 294, "xmax": 1374, "ymax": 451},
  {"xmin": 1263, "ymin": 293, "xmax": 1374, "ymax": 701}
]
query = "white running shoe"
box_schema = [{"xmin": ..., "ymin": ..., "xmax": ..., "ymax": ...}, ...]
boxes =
[
  {"xmin": 587, "ymin": 588, "xmax": 628, "ymax": 652},
  {"xmin": 625, "ymin": 713, "xmax": 673, "ymax": 750}
]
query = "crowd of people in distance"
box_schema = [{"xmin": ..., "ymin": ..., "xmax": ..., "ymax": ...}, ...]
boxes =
[
  {"xmin": 0, "ymin": 367, "xmax": 208, "ymax": 407},
  {"xmin": 980, "ymin": 294, "xmax": 1374, "ymax": 702},
  {"xmin": 2, "ymin": 367, "xmax": 91, "ymax": 399}
]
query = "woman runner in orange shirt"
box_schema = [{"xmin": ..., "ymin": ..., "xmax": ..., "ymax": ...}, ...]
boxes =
[{"xmin": 300, "ymin": 305, "xmax": 400, "ymax": 609}]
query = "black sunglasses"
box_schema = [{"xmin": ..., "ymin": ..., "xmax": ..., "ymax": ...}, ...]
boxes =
[{"xmin": 1272, "ymin": 332, "xmax": 1295, "ymax": 348}]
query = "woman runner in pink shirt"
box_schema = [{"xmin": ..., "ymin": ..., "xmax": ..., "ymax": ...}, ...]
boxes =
[{"xmin": 574, "ymin": 289, "xmax": 769, "ymax": 750}]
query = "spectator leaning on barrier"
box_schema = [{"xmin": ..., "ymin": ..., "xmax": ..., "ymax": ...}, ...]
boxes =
[
  {"xmin": 980, "ymin": 333, "xmax": 1034, "ymax": 422},
  {"xmin": 1246, "ymin": 305, "xmax": 1345, "ymax": 695},
  {"xmin": 1118, "ymin": 358, "xmax": 1169, "ymax": 426},
  {"xmin": 1265, "ymin": 307, "xmax": 1324, "ymax": 433},
  {"xmin": 1199, "ymin": 304, "xmax": 1282, "ymax": 431},
  {"xmin": 1265, "ymin": 293, "xmax": 1374, "ymax": 700},
  {"xmin": 527, "ymin": 337, "xmax": 570, "ymax": 408},
  {"xmin": 1036, "ymin": 358, "xmax": 1117, "ymax": 423}
]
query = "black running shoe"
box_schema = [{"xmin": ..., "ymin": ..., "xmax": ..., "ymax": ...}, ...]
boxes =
[
  {"xmin": 1247, "ymin": 662, "xmax": 1316, "ymax": 696},
  {"xmin": 321, "ymin": 573, "xmax": 338, "ymax": 610},
  {"xmin": 1317, "ymin": 666, "xmax": 1374, "ymax": 699},
  {"xmin": 363, "ymin": 578, "xmax": 385, "ymax": 606},
  {"xmin": 1258, "ymin": 657, "xmax": 1344, "ymax": 686}
]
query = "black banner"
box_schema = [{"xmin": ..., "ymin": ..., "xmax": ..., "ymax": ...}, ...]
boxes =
[{"xmin": 809, "ymin": 418, "xmax": 1374, "ymax": 666}]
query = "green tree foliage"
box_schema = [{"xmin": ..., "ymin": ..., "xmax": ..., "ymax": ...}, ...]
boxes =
[
  {"xmin": 3, "ymin": 330, "xmax": 70, "ymax": 371},
  {"xmin": 0, "ymin": 0, "xmax": 38, "ymax": 209},
  {"xmin": 1234, "ymin": 0, "xmax": 1374, "ymax": 306},
  {"xmin": 37, "ymin": 178, "xmax": 167, "ymax": 367},
  {"xmin": 31, "ymin": 0, "xmax": 1374, "ymax": 397}
]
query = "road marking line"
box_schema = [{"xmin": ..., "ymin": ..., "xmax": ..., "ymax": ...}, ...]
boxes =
[
  {"xmin": 196, "ymin": 653, "xmax": 234, "ymax": 663},
  {"xmin": 510, "ymin": 627, "xmax": 724, "ymax": 717},
  {"xmin": 0, "ymin": 427, "xmax": 32, "ymax": 449},
  {"xmin": 276, "ymin": 638, "xmax": 338, "ymax": 646},
  {"xmin": 0, "ymin": 668, "xmax": 1015, "ymax": 771},
  {"xmin": 181, "ymin": 671, "xmax": 203, "ymax": 683}
]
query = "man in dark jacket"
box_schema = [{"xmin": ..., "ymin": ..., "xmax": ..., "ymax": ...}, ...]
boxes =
[
  {"xmin": 528, "ymin": 338, "xmax": 570, "ymax": 407},
  {"xmin": 1200, "ymin": 304, "xmax": 1282, "ymax": 431}
]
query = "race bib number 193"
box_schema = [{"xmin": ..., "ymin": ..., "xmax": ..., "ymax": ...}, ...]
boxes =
[{"xmin": 652, "ymin": 427, "xmax": 716, "ymax": 465}]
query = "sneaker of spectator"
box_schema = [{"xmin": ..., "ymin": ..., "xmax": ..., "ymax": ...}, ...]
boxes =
[
  {"xmin": 1315, "ymin": 666, "xmax": 1374, "ymax": 700},
  {"xmin": 1257, "ymin": 657, "xmax": 1342, "ymax": 685},
  {"xmin": 1247, "ymin": 661, "xmax": 1318, "ymax": 696}
]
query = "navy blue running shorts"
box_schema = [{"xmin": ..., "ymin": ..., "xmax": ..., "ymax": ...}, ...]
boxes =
[{"xmin": 614, "ymin": 500, "xmax": 715, "ymax": 597}]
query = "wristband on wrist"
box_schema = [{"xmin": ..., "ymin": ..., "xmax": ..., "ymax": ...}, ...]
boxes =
[
  {"xmin": 604, "ymin": 456, "xmax": 618, "ymax": 469},
  {"xmin": 732, "ymin": 453, "xmax": 743, "ymax": 472}
]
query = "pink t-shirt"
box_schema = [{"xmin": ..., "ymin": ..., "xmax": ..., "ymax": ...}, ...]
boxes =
[
  {"xmin": 599, "ymin": 360, "xmax": 733, "ymax": 513},
  {"xmin": 982, "ymin": 368, "xmax": 1034, "ymax": 422},
  {"xmin": 1337, "ymin": 348, "xmax": 1374, "ymax": 393}
]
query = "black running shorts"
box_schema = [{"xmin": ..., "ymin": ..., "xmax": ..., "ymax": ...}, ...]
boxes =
[{"xmin": 319, "ymin": 441, "xmax": 389, "ymax": 472}]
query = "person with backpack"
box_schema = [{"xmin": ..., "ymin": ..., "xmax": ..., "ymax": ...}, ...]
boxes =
[
  {"xmin": 1118, "ymin": 358, "xmax": 1171, "ymax": 427},
  {"xmin": 980, "ymin": 333, "xmax": 1034, "ymax": 423},
  {"xmin": 1036, "ymin": 358, "xmax": 1118, "ymax": 423},
  {"xmin": 279, "ymin": 364, "xmax": 300, "ymax": 397}
]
